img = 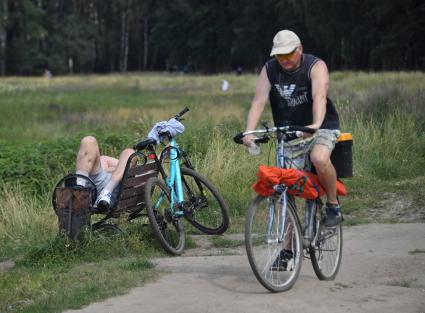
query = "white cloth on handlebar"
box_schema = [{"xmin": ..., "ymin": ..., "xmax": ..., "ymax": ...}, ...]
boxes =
[{"xmin": 147, "ymin": 118, "xmax": 185, "ymax": 144}]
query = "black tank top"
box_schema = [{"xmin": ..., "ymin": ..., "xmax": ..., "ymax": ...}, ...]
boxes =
[{"xmin": 265, "ymin": 54, "xmax": 339, "ymax": 129}]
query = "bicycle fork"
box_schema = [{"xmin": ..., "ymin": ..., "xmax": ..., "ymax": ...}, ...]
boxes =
[
  {"xmin": 265, "ymin": 187, "xmax": 288, "ymax": 244},
  {"xmin": 304, "ymin": 200, "xmax": 316, "ymax": 242},
  {"xmin": 304, "ymin": 199, "xmax": 322, "ymax": 248}
]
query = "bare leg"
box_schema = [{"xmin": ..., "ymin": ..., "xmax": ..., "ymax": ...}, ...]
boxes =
[
  {"xmin": 110, "ymin": 148, "xmax": 135, "ymax": 184},
  {"xmin": 76, "ymin": 136, "xmax": 101, "ymax": 174},
  {"xmin": 96, "ymin": 148, "xmax": 135, "ymax": 193},
  {"xmin": 95, "ymin": 148, "xmax": 135, "ymax": 209},
  {"xmin": 310, "ymin": 144, "xmax": 338, "ymax": 205}
]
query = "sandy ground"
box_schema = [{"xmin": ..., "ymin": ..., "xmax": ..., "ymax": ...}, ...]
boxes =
[{"xmin": 64, "ymin": 223, "xmax": 425, "ymax": 313}]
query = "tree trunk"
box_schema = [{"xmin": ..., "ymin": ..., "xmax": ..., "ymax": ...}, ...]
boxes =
[
  {"xmin": 143, "ymin": 16, "xmax": 148, "ymax": 70},
  {"xmin": 68, "ymin": 57, "xmax": 74, "ymax": 74},
  {"xmin": 0, "ymin": 0, "xmax": 8, "ymax": 76},
  {"xmin": 90, "ymin": 1, "xmax": 98, "ymax": 72},
  {"xmin": 119, "ymin": 0, "xmax": 129, "ymax": 72}
]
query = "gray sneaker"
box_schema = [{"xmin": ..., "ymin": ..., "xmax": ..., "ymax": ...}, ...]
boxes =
[
  {"xmin": 324, "ymin": 204, "xmax": 342, "ymax": 227},
  {"xmin": 270, "ymin": 249, "xmax": 294, "ymax": 271}
]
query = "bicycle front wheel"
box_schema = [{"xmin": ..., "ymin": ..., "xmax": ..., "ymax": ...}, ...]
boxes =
[
  {"xmin": 144, "ymin": 177, "xmax": 185, "ymax": 255},
  {"xmin": 180, "ymin": 167, "xmax": 229, "ymax": 235},
  {"xmin": 310, "ymin": 220, "xmax": 343, "ymax": 280},
  {"xmin": 245, "ymin": 195, "xmax": 303, "ymax": 292}
]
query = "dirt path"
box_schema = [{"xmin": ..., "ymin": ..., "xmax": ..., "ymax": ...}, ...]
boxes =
[{"xmin": 64, "ymin": 223, "xmax": 425, "ymax": 313}]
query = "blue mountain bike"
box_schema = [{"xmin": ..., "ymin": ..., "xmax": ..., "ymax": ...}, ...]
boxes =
[{"xmin": 134, "ymin": 108, "xmax": 230, "ymax": 255}]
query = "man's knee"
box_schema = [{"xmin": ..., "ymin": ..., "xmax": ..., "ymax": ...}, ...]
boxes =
[{"xmin": 311, "ymin": 151, "xmax": 332, "ymax": 172}]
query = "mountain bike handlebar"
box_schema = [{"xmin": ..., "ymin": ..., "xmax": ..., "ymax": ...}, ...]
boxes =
[{"xmin": 233, "ymin": 125, "xmax": 316, "ymax": 144}]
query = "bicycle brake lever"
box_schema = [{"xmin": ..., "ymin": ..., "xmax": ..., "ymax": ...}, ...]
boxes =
[{"xmin": 255, "ymin": 136, "xmax": 270, "ymax": 144}]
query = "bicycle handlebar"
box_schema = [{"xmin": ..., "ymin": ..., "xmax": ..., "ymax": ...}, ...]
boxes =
[
  {"xmin": 174, "ymin": 106, "xmax": 189, "ymax": 121},
  {"xmin": 133, "ymin": 107, "xmax": 190, "ymax": 150},
  {"xmin": 233, "ymin": 125, "xmax": 316, "ymax": 145}
]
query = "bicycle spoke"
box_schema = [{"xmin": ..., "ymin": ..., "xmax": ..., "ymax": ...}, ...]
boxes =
[
  {"xmin": 245, "ymin": 195, "xmax": 303, "ymax": 292},
  {"xmin": 180, "ymin": 168, "xmax": 229, "ymax": 234},
  {"xmin": 310, "ymin": 223, "xmax": 342, "ymax": 280},
  {"xmin": 145, "ymin": 177, "xmax": 185, "ymax": 255}
]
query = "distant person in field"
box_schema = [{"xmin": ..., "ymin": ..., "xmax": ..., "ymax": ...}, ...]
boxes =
[
  {"xmin": 43, "ymin": 69, "xmax": 52, "ymax": 79},
  {"xmin": 75, "ymin": 136, "xmax": 135, "ymax": 212},
  {"xmin": 243, "ymin": 30, "xmax": 341, "ymax": 227}
]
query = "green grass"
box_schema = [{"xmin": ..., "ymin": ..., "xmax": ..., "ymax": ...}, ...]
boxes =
[
  {"xmin": 1, "ymin": 256, "xmax": 157, "ymax": 313},
  {"xmin": 0, "ymin": 71, "xmax": 424, "ymax": 312},
  {"xmin": 1, "ymin": 223, "xmax": 165, "ymax": 313}
]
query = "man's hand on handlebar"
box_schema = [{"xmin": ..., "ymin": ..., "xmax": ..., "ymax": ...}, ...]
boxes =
[
  {"xmin": 242, "ymin": 133, "xmax": 257, "ymax": 148},
  {"xmin": 301, "ymin": 131, "xmax": 314, "ymax": 139},
  {"xmin": 302, "ymin": 124, "xmax": 318, "ymax": 138}
]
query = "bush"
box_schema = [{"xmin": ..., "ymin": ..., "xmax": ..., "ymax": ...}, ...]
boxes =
[{"xmin": 0, "ymin": 132, "xmax": 136, "ymax": 196}]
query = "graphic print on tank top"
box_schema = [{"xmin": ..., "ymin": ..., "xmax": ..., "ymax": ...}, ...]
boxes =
[
  {"xmin": 274, "ymin": 83, "xmax": 308, "ymax": 108},
  {"xmin": 266, "ymin": 54, "xmax": 339, "ymax": 129}
]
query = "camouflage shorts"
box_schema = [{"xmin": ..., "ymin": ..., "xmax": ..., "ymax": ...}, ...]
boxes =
[{"xmin": 313, "ymin": 129, "xmax": 341, "ymax": 151}]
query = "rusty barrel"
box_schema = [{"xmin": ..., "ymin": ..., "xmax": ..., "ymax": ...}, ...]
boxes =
[{"xmin": 55, "ymin": 187, "xmax": 92, "ymax": 240}]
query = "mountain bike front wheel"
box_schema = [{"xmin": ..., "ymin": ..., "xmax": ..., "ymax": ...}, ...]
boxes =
[
  {"xmin": 181, "ymin": 167, "xmax": 229, "ymax": 235},
  {"xmin": 145, "ymin": 177, "xmax": 185, "ymax": 255},
  {"xmin": 245, "ymin": 195, "xmax": 303, "ymax": 292},
  {"xmin": 310, "ymin": 221, "xmax": 343, "ymax": 280}
]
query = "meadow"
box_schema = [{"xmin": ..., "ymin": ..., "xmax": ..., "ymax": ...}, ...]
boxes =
[{"xmin": 0, "ymin": 72, "xmax": 424, "ymax": 312}]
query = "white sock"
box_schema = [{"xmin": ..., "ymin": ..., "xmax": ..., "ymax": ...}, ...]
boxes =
[
  {"xmin": 76, "ymin": 170, "xmax": 89, "ymax": 186},
  {"xmin": 103, "ymin": 179, "xmax": 119, "ymax": 195}
]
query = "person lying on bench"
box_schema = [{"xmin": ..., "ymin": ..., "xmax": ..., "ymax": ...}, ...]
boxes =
[
  {"xmin": 75, "ymin": 118, "xmax": 184, "ymax": 212},
  {"xmin": 75, "ymin": 136, "xmax": 135, "ymax": 212}
]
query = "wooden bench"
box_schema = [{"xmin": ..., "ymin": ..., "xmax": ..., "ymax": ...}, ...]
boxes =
[
  {"xmin": 97, "ymin": 153, "xmax": 158, "ymax": 214},
  {"xmin": 53, "ymin": 151, "xmax": 159, "ymax": 238}
]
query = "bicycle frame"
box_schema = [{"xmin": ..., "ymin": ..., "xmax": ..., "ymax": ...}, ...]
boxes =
[
  {"xmin": 266, "ymin": 134, "xmax": 318, "ymax": 247},
  {"xmin": 262, "ymin": 136, "xmax": 289, "ymax": 244},
  {"xmin": 166, "ymin": 138, "xmax": 185, "ymax": 217},
  {"xmin": 148, "ymin": 137, "xmax": 187, "ymax": 218}
]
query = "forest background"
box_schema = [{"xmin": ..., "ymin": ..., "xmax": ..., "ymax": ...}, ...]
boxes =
[{"xmin": 0, "ymin": 0, "xmax": 424, "ymax": 76}]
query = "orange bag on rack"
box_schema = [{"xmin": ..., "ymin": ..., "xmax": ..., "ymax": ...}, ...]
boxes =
[{"xmin": 252, "ymin": 165, "xmax": 348, "ymax": 199}]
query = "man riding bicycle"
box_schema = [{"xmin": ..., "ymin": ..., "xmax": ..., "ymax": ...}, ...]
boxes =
[{"xmin": 243, "ymin": 29, "xmax": 341, "ymax": 227}]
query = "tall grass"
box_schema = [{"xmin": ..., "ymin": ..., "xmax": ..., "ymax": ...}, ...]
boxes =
[
  {"xmin": 338, "ymin": 82, "xmax": 425, "ymax": 179},
  {"xmin": 347, "ymin": 113, "xmax": 425, "ymax": 179},
  {"xmin": 0, "ymin": 186, "xmax": 57, "ymax": 259}
]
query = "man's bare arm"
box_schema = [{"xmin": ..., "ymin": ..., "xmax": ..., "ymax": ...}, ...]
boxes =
[
  {"xmin": 243, "ymin": 66, "xmax": 271, "ymax": 146},
  {"xmin": 309, "ymin": 60, "xmax": 329, "ymax": 130}
]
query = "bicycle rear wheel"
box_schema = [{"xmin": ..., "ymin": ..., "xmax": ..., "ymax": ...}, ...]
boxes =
[
  {"xmin": 180, "ymin": 167, "xmax": 229, "ymax": 235},
  {"xmin": 144, "ymin": 177, "xmax": 185, "ymax": 255},
  {"xmin": 245, "ymin": 195, "xmax": 303, "ymax": 292},
  {"xmin": 310, "ymin": 219, "xmax": 343, "ymax": 280}
]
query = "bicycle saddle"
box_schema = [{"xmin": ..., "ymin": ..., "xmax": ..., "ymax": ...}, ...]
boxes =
[{"xmin": 134, "ymin": 137, "xmax": 156, "ymax": 150}]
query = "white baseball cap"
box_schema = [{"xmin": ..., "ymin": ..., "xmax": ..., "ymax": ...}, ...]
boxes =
[{"xmin": 270, "ymin": 30, "xmax": 301, "ymax": 56}]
